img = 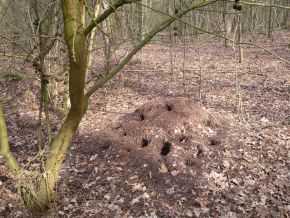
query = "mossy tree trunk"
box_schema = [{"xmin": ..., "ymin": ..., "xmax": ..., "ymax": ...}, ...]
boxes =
[
  {"xmin": 0, "ymin": 104, "xmax": 20, "ymax": 175},
  {"xmin": 21, "ymin": 0, "xmax": 88, "ymax": 211}
]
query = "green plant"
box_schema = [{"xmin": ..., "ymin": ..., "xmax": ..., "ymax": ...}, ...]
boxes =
[{"xmin": 2, "ymin": 72, "xmax": 24, "ymax": 81}]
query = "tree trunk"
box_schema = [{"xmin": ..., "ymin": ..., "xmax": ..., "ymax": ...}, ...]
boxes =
[
  {"xmin": 0, "ymin": 103, "xmax": 20, "ymax": 175},
  {"xmin": 86, "ymin": 2, "xmax": 100, "ymax": 78},
  {"xmin": 268, "ymin": 0, "xmax": 273, "ymax": 39},
  {"xmin": 238, "ymin": 12, "xmax": 243, "ymax": 63},
  {"xmin": 222, "ymin": 0, "xmax": 228, "ymax": 47},
  {"xmin": 21, "ymin": 0, "xmax": 88, "ymax": 210}
]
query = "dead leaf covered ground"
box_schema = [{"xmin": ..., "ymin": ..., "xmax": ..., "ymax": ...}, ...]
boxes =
[{"xmin": 0, "ymin": 30, "xmax": 289, "ymax": 217}]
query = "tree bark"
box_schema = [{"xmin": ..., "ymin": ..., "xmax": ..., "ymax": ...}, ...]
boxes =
[
  {"xmin": 21, "ymin": 0, "xmax": 88, "ymax": 210},
  {"xmin": 268, "ymin": 0, "xmax": 273, "ymax": 39},
  {"xmin": 0, "ymin": 103, "xmax": 20, "ymax": 175}
]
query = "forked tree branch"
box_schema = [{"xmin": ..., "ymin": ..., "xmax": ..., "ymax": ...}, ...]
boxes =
[{"xmin": 84, "ymin": 0, "xmax": 141, "ymax": 36}]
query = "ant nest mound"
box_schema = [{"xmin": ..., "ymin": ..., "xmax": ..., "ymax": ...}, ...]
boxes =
[{"xmin": 109, "ymin": 97, "xmax": 227, "ymax": 175}]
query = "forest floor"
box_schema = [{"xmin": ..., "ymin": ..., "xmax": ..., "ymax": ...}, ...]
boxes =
[{"xmin": 0, "ymin": 30, "xmax": 289, "ymax": 218}]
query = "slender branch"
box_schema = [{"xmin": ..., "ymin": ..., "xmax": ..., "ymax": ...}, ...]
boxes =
[
  {"xmin": 80, "ymin": 0, "xmax": 109, "ymax": 37},
  {"xmin": 85, "ymin": 0, "xmax": 218, "ymax": 98},
  {"xmin": 84, "ymin": 0, "xmax": 141, "ymax": 36},
  {"xmin": 0, "ymin": 33, "xmax": 29, "ymax": 54},
  {"xmin": 240, "ymin": 1, "xmax": 290, "ymax": 10}
]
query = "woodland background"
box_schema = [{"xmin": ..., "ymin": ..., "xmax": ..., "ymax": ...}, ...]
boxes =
[{"xmin": 0, "ymin": 0, "xmax": 289, "ymax": 217}]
